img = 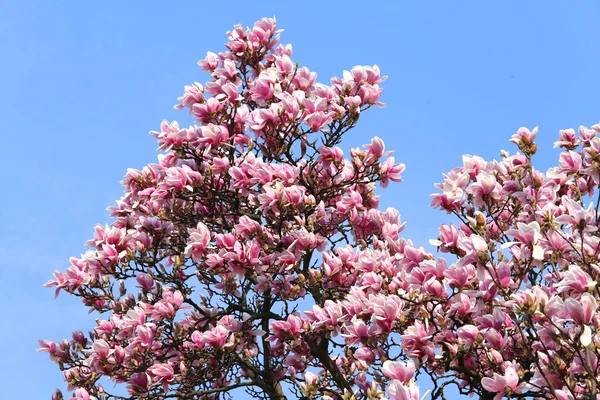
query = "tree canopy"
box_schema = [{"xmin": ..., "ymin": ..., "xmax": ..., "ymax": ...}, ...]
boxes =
[{"xmin": 40, "ymin": 17, "xmax": 600, "ymax": 400}]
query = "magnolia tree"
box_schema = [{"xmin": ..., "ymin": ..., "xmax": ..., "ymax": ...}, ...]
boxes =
[{"xmin": 39, "ymin": 17, "xmax": 600, "ymax": 400}]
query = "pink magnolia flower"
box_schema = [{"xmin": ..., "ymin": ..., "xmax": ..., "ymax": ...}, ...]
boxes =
[
  {"xmin": 504, "ymin": 221, "xmax": 544, "ymax": 260},
  {"xmin": 505, "ymin": 221, "xmax": 541, "ymax": 247},
  {"xmin": 554, "ymin": 388, "xmax": 575, "ymax": 400},
  {"xmin": 127, "ymin": 372, "xmax": 152, "ymax": 395},
  {"xmin": 91, "ymin": 339, "xmax": 111, "ymax": 359},
  {"xmin": 481, "ymin": 328, "xmax": 504, "ymax": 350},
  {"xmin": 510, "ymin": 126, "xmax": 538, "ymax": 146},
  {"xmin": 382, "ymin": 360, "xmax": 415, "ymax": 383},
  {"xmin": 135, "ymin": 324, "xmax": 155, "ymax": 347},
  {"xmin": 73, "ymin": 388, "xmax": 95, "ymax": 400},
  {"xmin": 388, "ymin": 380, "xmax": 420, "ymax": 400},
  {"xmin": 270, "ymin": 314, "xmax": 304, "ymax": 336},
  {"xmin": 457, "ymin": 324, "xmax": 480, "ymax": 343},
  {"xmin": 467, "ymin": 172, "xmax": 501, "ymax": 206},
  {"xmin": 37, "ymin": 340, "xmax": 63, "ymax": 362},
  {"xmin": 148, "ymin": 363, "xmax": 175, "ymax": 393},
  {"xmin": 185, "ymin": 222, "xmax": 211, "ymax": 261},
  {"xmin": 555, "ymin": 195, "xmax": 593, "ymax": 229},
  {"xmin": 379, "ymin": 157, "xmax": 405, "ymax": 187},
  {"xmin": 342, "ymin": 317, "xmax": 381, "ymax": 346},
  {"xmin": 559, "ymin": 150, "xmax": 583, "ymax": 173},
  {"xmin": 364, "ymin": 137, "xmax": 392, "ymax": 160},
  {"xmin": 431, "ymin": 171, "xmax": 468, "ymax": 212},
  {"xmin": 374, "ymin": 296, "xmax": 402, "ymax": 331},
  {"xmin": 250, "ymin": 77, "xmax": 275, "ymax": 102},
  {"xmin": 175, "ymin": 82, "xmax": 205, "ymax": 110},
  {"xmin": 401, "ymin": 322, "xmax": 434, "ymax": 363},
  {"xmin": 444, "ymin": 262, "xmax": 475, "ymax": 288},
  {"xmin": 292, "ymin": 66, "xmax": 316, "ymax": 90},
  {"xmin": 564, "ymin": 292, "xmax": 597, "ymax": 325},
  {"xmin": 354, "ymin": 347, "xmax": 376, "ymax": 369},
  {"xmin": 554, "ymin": 128, "xmax": 578, "ymax": 149},
  {"xmin": 198, "ymin": 51, "xmax": 220, "ymax": 71},
  {"xmin": 305, "ymin": 111, "xmax": 332, "ymax": 132},
  {"xmin": 275, "ymin": 54, "xmax": 294, "ymax": 75},
  {"xmin": 481, "ymin": 364, "xmax": 524, "ymax": 399},
  {"xmin": 557, "ymin": 265, "xmax": 596, "ymax": 294},
  {"xmin": 200, "ymin": 124, "xmax": 230, "ymax": 146},
  {"xmin": 192, "ymin": 325, "xmax": 232, "ymax": 349},
  {"xmin": 136, "ymin": 273, "xmax": 154, "ymax": 291}
]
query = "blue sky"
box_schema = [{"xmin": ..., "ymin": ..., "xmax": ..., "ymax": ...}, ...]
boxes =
[{"xmin": 1, "ymin": 0, "xmax": 599, "ymax": 398}]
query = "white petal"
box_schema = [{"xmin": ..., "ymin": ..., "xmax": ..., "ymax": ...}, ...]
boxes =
[
  {"xmin": 581, "ymin": 325, "xmax": 592, "ymax": 347},
  {"xmin": 532, "ymin": 245, "xmax": 545, "ymax": 261},
  {"xmin": 472, "ymin": 235, "xmax": 488, "ymax": 252}
]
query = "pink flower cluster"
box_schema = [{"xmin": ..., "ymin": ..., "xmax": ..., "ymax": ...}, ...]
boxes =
[
  {"xmin": 422, "ymin": 124, "xmax": 600, "ymax": 398},
  {"xmin": 40, "ymin": 16, "xmax": 600, "ymax": 400},
  {"xmin": 40, "ymin": 17, "xmax": 407, "ymax": 400}
]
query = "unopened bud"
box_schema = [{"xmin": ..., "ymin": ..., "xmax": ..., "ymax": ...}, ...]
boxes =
[
  {"xmin": 298, "ymin": 273, "xmax": 306, "ymax": 284},
  {"xmin": 475, "ymin": 212, "xmax": 486, "ymax": 228},
  {"xmin": 529, "ymin": 143, "xmax": 538, "ymax": 155}
]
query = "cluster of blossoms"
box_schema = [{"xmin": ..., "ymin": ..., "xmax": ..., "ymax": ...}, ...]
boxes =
[
  {"xmin": 39, "ymin": 17, "xmax": 600, "ymax": 400},
  {"xmin": 40, "ymin": 17, "xmax": 408, "ymax": 400},
  {"xmin": 420, "ymin": 124, "xmax": 600, "ymax": 399}
]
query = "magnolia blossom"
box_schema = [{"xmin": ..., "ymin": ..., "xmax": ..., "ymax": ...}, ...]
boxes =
[{"xmin": 382, "ymin": 360, "xmax": 415, "ymax": 383}]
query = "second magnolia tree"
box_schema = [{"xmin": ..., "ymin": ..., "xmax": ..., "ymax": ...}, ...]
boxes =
[{"xmin": 40, "ymin": 17, "xmax": 600, "ymax": 400}]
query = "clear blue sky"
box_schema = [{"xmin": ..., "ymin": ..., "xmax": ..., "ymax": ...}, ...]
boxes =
[{"xmin": 1, "ymin": 1, "xmax": 599, "ymax": 398}]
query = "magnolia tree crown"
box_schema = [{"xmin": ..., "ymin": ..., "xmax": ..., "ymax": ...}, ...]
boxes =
[{"xmin": 40, "ymin": 17, "xmax": 600, "ymax": 400}]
